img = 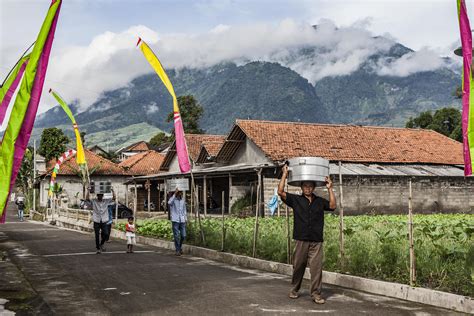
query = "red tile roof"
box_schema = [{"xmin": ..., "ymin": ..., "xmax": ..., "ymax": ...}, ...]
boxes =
[
  {"xmin": 185, "ymin": 134, "xmax": 225, "ymax": 160},
  {"xmin": 202, "ymin": 138, "xmax": 226, "ymax": 156},
  {"xmin": 45, "ymin": 149, "xmax": 126, "ymax": 176},
  {"xmin": 217, "ymin": 120, "xmax": 463, "ymax": 165},
  {"xmin": 160, "ymin": 134, "xmax": 225, "ymax": 170},
  {"xmin": 121, "ymin": 141, "xmax": 150, "ymax": 152},
  {"xmin": 119, "ymin": 150, "xmax": 165, "ymax": 175}
]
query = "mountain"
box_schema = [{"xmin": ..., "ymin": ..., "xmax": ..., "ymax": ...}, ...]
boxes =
[{"xmin": 33, "ymin": 42, "xmax": 460, "ymax": 149}]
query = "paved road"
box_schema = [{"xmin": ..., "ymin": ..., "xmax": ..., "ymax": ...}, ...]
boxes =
[{"xmin": 0, "ymin": 204, "xmax": 463, "ymax": 315}]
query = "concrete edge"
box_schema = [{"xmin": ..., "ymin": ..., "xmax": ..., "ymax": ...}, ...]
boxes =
[{"xmin": 52, "ymin": 217, "xmax": 473, "ymax": 314}]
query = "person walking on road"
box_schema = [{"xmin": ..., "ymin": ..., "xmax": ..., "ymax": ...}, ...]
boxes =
[
  {"xmin": 87, "ymin": 189, "xmax": 115, "ymax": 254},
  {"xmin": 105, "ymin": 204, "xmax": 114, "ymax": 243},
  {"xmin": 168, "ymin": 187, "xmax": 187, "ymax": 256},
  {"xmin": 278, "ymin": 164, "xmax": 336, "ymax": 305},
  {"xmin": 15, "ymin": 195, "xmax": 25, "ymax": 222}
]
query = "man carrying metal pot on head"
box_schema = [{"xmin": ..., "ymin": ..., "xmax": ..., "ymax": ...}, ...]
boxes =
[{"xmin": 278, "ymin": 164, "xmax": 336, "ymax": 305}]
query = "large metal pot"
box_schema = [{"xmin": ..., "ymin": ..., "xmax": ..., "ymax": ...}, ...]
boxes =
[{"xmin": 287, "ymin": 157, "xmax": 329, "ymax": 187}]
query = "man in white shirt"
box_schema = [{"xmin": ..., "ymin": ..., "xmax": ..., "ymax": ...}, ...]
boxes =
[
  {"xmin": 168, "ymin": 187, "xmax": 187, "ymax": 256},
  {"xmin": 87, "ymin": 189, "xmax": 115, "ymax": 254}
]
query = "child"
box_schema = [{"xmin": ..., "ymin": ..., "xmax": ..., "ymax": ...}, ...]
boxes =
[{"xmin": 125, "ymin": 217, "xmax": 136, "ymax": 253}]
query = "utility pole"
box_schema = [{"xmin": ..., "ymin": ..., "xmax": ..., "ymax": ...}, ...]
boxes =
[{"xmin": 33, "ymin": 139, "xmax": 37, "ymax": 216}]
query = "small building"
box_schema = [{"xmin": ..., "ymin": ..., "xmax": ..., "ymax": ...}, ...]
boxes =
[
  {"xmin": 39, "ymin": 149, "xmax": 128, "ymax": 208},
  {"xmin": 88, "ymin": 145, "xmax": 108, "ymax": 156},
  {"xmin": 116, "ymin": 141, "xmax": 151, "ymax": 161},
  {"xmin": 128, "ymin": 119, "xmax": 474, "ymax": 216},
  {"xmin": 119, "ymin": 150, "xmax": 166, "ymax": 211}
]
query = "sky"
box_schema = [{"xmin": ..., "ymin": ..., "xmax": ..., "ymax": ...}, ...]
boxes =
[{"xmin": 0, "ymin": 0, "xmax": 466, "ymax": 118}]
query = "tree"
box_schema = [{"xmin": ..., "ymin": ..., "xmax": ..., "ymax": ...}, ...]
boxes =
[
  {"xmin": 149, "ymin": 132, "xmax": 173, "ymax": 148},
  {"xmin": 405, "ymin": 111, "xmax": 433, "ymax": 129},
  {"xmin": 405, "ymin": 107, "xmax": 462, "ymax": 142},
  {"xmin": 80, "ymin": 131, "xmax": 86, "ymax": 145},
  {"xmin": 16, "ymin": 148, "xmax": 34, "ymax": 210},
  {"xmin": 38, "ymin": 128, "xmax": 70, "ymax": 161},
  {"xmin": 166, "ymin": 95, "xmax": 204, "ymax": 134},
  {"xmin": 431, "ymin": 107, "xmax": 462, "ymax": 138}
]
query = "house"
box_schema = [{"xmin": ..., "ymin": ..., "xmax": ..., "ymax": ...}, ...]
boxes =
[
  {"xmin": 116, "ymin": 141, "xmax": 151, "ymax": 161},
  {"xmin": 119, "ymin": 150, "xmax": 166, "ymax": 211},
  {"xmin": 88, "ymin": 145, "xmax": 108, "ymax": 156},
  {"xmin": 39, "ymin": 149, "xmax": 128, "ymax": 208},
  {"xmin": 127, "ymin": 119, "xmax": 473, "ymax": 216}
]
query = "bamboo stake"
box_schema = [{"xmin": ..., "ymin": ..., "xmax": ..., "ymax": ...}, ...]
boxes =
[
  {"xmin": 221, "ymin": 191, "xmax": 225, "ymax": 251},
  {"xmin": 147, "ymin": 180, "xmax": 151, "ymax": 213},
  {"xmin": 250, "ymin": 183, "xmax": 254, "ymax": 214},
  {"xmin": 228, "ymin": 173, "xmax": 232, "ymax": 214},
  {"xmin": 133, "ymin": 182, "xmax": 137, "ymax": 225},
  {"xmin": 338, "ymin": 161, "xmax": 345, "ymax": 270},
  {"xmin": 408, "ymin": 179, "xmax": 416, "ymax": 286},
  {"xmin": 195, "ymin": 184, "xmax": 205, "ymax": 245},
  {"xmin": 285, "ymin": 181, "xmax": 291, "ymax": 264},
  {"xmin": 203, "ymin": 175, "xmax": 207, "ymax": 217},
  {"xmin": 114, "ymin": 186, "xmax": 119, "ymax": 225},
  {"xmin": 158, "ymin": 183, "xmax": 161, "ymax": 213},
  {"xmin": 252, "ymin": 169, "xmax": 262, "ymax": 258},
  {"xmin": 33, "ymin": 139, "xmax": 36, "ymax": 216}
]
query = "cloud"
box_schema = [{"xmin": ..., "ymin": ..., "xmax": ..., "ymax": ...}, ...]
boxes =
[
  {"xmin": 145, "ymin": 102, "xmax": 159, "ymax": 114},
  {"xmin": 41, "ymin": 18, "xmax": 448, "ymax": 113},
  {"xmin": 44, "ymin": 25, "xmax": 159, "ymax": 112},
  {"xmin": 376, "ymin": 48, "xmax": 445, "ymax": 77}
]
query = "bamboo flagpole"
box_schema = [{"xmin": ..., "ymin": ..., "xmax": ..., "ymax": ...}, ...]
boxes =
[
  {"xmin": 221, "ymin": 191, "xmax": 225, "ymax": 251},
  {"xmin": 114, "ymin": 186, "xmax": 119, "ymax": 225},
  {"xmin": 338, "ymin": 161, "xmax": 345, "ymax": 269},
  {"xmin": 408, "ymin": 179, "xmax": 416, "ymax": 286},
  {"xmin": 252, "ymin": 168, "xmax": 262, "ymax": 258},
  {"xmin": 285, "ymin": 181, "xmax": 291, "ymax": 264}
]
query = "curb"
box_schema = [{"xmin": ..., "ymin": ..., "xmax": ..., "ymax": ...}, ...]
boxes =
[{"xmin": 54, "ymin": 217, "xmax": 473, "ymax": 314}]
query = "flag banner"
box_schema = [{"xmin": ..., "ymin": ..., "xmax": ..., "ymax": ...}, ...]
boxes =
[
  {"xmin": 0, "ymin": 0, "xmax": 62, "ymax": 221},
  {"xmin": 0, "ymin": 55, "xmax": 30, "ymax": 126},
  {"xmin": 49, "ymin": 89, "xmax": 86, "ymax": 166},
  {"xmin": 137, "ymin": 38, "xmax": 191, "ymax": 173},
  {"xmin": 48, "ymin": 149, "xmax": 76, "ymax": 197},
  {"xmin": 457, "ymin": 0, "xmax": 474, "ymax": 176}
]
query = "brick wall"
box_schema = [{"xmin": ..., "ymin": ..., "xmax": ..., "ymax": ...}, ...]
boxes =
[{"xmin": 262, "ymin": 175, "xmax": 474, "ymax": 216}]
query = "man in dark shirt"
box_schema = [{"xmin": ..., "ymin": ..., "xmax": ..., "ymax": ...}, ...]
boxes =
[{"xmin": 278, "ymin": 164, "xmax": 336, "ymax": 304}]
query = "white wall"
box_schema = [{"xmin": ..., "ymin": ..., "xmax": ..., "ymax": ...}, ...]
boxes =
[
  {"xmin": 230, "ymin": 138, "xmax": 272, "ymax": 165},
  {"xmin": 39, "ymin": 175, "xmax": 129, "ymax": 207}
]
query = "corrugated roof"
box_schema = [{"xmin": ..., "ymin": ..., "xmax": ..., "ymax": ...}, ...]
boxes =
[
  {"xmin": 119, "ymin": 150, "xmax": 165, "ymax": 175},
  {"xmin": 216, "ymin": 119, "xmax": 463, "ymax": 165}
]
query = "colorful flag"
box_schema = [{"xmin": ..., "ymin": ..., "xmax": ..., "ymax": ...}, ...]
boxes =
[
  {"xmin": 457, "ymin": 0, "xmax": 474, "ymax": 176},
  {"xmin": 0, "ymin": 0, "xmax": 62, "ymax": 221},
  {"xmin": 48, "ymin": 149, "xmax": 76, "ymax": 197},
  {"xmin": 49, "ymin": 89, "xmax": 86, "ymax": 166},
  {"xmin": 136, "ymin": 38, "xmax": 191, "ymax": 173},
  {"xmin": 0, "ymin": 55, "xmax": 30, "ymax": 126}
]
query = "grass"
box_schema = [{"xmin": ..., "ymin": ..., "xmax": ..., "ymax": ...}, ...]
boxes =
[{"xmin": 117, "ymin": 213, "xmax": 474, "ymax": 296}]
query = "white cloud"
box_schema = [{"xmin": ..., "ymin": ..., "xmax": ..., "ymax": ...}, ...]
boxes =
[
  {"xmin": 145, "ymin": 102, "xmax": 158, "ymax": 114},
  {"xmin": 376, "ymin": 48, "xmax": 445, "ymax": 77},
  {"xmin": 39, "ymin": 18, "xmax": 450, "ymax": 113}
]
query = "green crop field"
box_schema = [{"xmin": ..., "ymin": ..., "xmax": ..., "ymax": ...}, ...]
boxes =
[{"xmin": 118, "ymin": 214, "xmax": 474, "ymax": 296}]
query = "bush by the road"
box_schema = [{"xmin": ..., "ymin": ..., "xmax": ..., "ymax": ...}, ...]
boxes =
[{"xmin": 118, "ymin": 214, "xmax": 474, "ymax": 297}]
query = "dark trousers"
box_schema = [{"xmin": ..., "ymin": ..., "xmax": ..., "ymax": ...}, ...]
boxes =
[
  {"xmin": 105, "ymin": 224, "xmax": 112, "ymax": 241},
  {"xmin": 291, "ymin": 240, "xmax": 323, "ymax": 297},
  {"xmin": 171, "ymin": 221, "xmax": 186, "ymax": 252},
  {"xmin": 94, "ymin": 222, "xmax": 108, "ymax": 250}
]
